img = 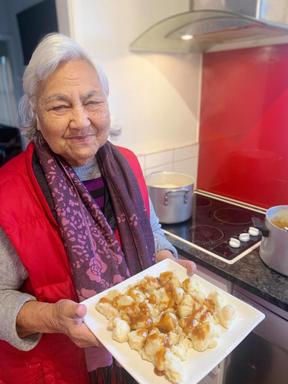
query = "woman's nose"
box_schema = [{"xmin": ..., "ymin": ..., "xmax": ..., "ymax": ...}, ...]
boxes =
[{"xmin": 69, "ymin": 106, "xmax": 90, "ymax": 129}]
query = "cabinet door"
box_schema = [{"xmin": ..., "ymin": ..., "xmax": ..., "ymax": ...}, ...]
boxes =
[
  {"xmin": 223, "ymin": 332, "xmax": 288, "ymax": 384},
  {"xmin": 198, "ymin": 362, "xmax": 225, "ymax": 384}
]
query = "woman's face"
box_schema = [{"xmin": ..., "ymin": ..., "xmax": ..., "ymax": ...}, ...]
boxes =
[{"xmin": 36, "ymin": 59, "xmax": 110, "ymax": 166}]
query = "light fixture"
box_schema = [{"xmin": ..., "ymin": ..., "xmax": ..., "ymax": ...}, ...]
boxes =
[{"xmin": 181, "ymin": 34, "xmax": 194, "ymax": 40}]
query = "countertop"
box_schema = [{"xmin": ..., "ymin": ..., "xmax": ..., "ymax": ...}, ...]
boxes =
[{"xmin": 164, "ymin": 231, "xmax": 288, "ymax": 313}]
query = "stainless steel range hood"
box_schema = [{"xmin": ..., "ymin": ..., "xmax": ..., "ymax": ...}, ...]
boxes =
[{"xmin": 130, "ymin": 0, "xmax": 288, "ymax": 53}]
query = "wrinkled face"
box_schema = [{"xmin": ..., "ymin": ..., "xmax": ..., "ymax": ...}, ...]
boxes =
[{"xmin": 36, "ymin": 59, "xmax": 110, "ymax": 166}]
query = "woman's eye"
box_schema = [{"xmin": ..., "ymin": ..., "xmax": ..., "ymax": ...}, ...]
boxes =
[
  {"xmin": 86, "ymin": 100, "xmax": 98, "ymax": 106},
  {"xmin": 86, "ymin": 100, "xmax": 105, "ymax": 108},
  {"xmin": 51, "ymin": 105, "xmax": 69, "ymax": 111}
]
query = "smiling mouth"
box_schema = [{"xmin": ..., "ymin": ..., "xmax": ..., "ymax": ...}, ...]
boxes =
[
  {"xmin": 65, "ymin": 134, "xmax": 96, "ymax": 146},
  {"xmin": 65, "ymin": 133, "xmax": 97, "ymax": 142}
]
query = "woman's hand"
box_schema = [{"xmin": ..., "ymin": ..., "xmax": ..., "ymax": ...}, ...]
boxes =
[
  {"xmin": 16, "ymin": 299, "xmax": 100, "ymax": 348},
  {"xmin": 156, "ymin": 249, "xmax": 197, "ymax": 276},
  {"xmin": 51, "ymin": 299, "xmax": 100, "ymax": 348}
]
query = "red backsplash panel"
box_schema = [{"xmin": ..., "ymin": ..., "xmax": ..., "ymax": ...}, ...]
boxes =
[{"xmin": 198, "ymin": 44, "xmax": 288, "ymax": 208}]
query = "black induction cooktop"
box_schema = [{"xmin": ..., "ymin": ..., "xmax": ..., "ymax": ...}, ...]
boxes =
[{"xmin": 162, "ymin": 191, "xmax": 266, "ymax": 264}]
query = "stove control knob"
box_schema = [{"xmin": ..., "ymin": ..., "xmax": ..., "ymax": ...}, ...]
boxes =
[
  {"xmin": 239, "ymin": 233, "xmax": 250, "ymax": 242},
  {"xmin": 229, "ymin": 238, "xmax": 241, "ymax": 248},
  {"xmin": 248, "ymin": 226, "xmax": 260, "ymax": 236}
]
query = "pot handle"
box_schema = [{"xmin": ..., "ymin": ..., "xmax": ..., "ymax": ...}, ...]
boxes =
[
  {"xmin": 252, "ymin": 216, "xmax": 269, "ymax": 237},
  {"xmin": 164, "ymin": 188, "xmax": 190, "ymax": 205}
]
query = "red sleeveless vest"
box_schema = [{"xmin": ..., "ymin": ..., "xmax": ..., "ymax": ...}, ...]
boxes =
[{"xmin": 0, "ymin": 143, "xmax": 150, "ymax": 384}]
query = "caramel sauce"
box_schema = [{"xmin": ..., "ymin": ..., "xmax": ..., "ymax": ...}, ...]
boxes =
[
  {"xmin": 182, "ymin": 278, "xmax": 190, "ymax": 293},
  {"xmin": 157, "ymin": 312, "xmax": 177, "ymax": 333},
  {"xmin": 204, "ymin": 298, "xmax": 216, "ymax": 313},
  {"xmin": 99, "ymin": 297, "xmax": 111, "ymax": 304},
  {"xmin": 115, "ymin": 300, "xmax": 153, "ymax": 330},
  {"xmin": 154, "ymin": 367, "xmax": 165, "ymax": 376},
  {"xmin": 127, "ymin": 288, "xmax": 142, "ymax": 300},
  {"xmin": 155, "ymin": 348, "xmax": 166, "ymax": 371},
  {"xmin": 145, "ymin": 331, "xmax": 171, "ymax": 351},
  {"xmin": 159, "ymin": 271, "xmax": 173, "ymax": 285},
  {"xmin": 180, "ymin": 316, "xmax": 197, "ymax": 334},
  {"xmin": 192, "ymin": 322, "xmax": 210, "ymax": 341},
  {"xmin": 148, "ymin": 294, "xmax": 157, "ymax": 304},
  {"xmin": 135, "ymin": 328, "xmax": 148, "ymax": 338}
]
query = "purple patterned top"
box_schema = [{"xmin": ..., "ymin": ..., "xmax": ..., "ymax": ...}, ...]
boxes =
[{"xmin": 83, "ymin": 178, "xmax": 105, "ymax": 211}]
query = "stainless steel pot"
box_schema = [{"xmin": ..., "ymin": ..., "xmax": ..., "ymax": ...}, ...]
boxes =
[
  {"xmin": 146, "ymin": 171, "xmax": 194, "ymax": 224},
  {"xmin": 259, "ymin": 205, "xmax": 288, "ymax": 276}
]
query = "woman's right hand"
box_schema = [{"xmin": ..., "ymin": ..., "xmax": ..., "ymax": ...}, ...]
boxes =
[
  {"xmin": 16, "ymin": 299, "xmax": 100, "ymax": 348},
  {"xmin": 51, "ymin": 299, "xmax": 100, "ymax": 348}
]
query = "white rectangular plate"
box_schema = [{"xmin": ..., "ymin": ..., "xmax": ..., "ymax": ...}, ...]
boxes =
[{"xmin": 83, "ymin": 259, "xmax": 265, "ymax": 384}]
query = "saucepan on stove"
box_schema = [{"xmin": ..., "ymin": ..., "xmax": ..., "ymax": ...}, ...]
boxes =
[
  {"xmin": 257, "ymin": 205, "xmax": 288, "ymax": 277},
  {"xmin": 146, "ymin": 171, "xmax": 194, "ymax": 224}
]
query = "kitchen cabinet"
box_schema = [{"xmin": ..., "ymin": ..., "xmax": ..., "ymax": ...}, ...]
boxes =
[
  {"xmin": 198, "ymin": 364, "xmax": 224, "ymax": 384},
  {"xmin": 222, "ymin": 286, "xmax": 288, "ymax": 384}
]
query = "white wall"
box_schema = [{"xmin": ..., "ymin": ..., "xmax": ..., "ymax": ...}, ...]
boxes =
[{"xmin": 67, "ymin": 0, "xmax": 202, "ymax": 170}]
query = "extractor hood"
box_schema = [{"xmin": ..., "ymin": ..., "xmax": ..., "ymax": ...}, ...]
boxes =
[{"xmin": 130, "ymin": 0, "xmax": 288, "ymax": 53}]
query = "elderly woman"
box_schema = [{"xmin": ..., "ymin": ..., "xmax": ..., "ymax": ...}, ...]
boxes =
[{"xmin": 0, "ymin": 33, "xmax": 195, "ymax": 384}]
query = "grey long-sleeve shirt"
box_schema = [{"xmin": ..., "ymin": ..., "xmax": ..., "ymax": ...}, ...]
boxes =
[{"xmin": 0, "ymin": 159, "xmax": 177, "ymax": 351}]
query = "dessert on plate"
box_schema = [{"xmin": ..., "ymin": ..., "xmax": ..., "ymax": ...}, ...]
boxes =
[{"xmin": 96, "ymin": 271, "xmax": 237, "ymax": 384}]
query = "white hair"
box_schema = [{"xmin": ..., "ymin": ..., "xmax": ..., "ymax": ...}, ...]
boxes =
[{"xmin": 18, "ymin": 33, "xmax": 109, "ymax": 139}]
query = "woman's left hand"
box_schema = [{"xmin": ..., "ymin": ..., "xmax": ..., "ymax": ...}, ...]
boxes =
[{"xmin": 156, "ymin": 250, "xmax": 197, "ymax": 276}]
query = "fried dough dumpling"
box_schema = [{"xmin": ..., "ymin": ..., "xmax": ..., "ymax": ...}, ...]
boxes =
[
  {"xmin": 111, "ymin": 317, "xmax": 130, "ymax": 343},
  {"xmin": 177, "ymin": 294, "xmax": 194, "ymax": 318},
  {"xmin": 115, "ymin": 294, "xmax": 135, "ymax": 308},
  {"xmin": 190, "ymin": 321, "xmax": 219, "ymax": 352},
  {"xmin": 206, "ymin": 290, "xmax": 226, "ymax": 312},
  {"xmin": 95, "ymin": 298, "xmax": 118, "ymax": 320},
  {"xmin": 155, "ymin": 287, "xmax": 170, "ymax": 310},
  {"xmin": 153, "ymin": 348, "xmax": 183, "ymax": 384},
  {"xmin": 105, "ymin": 289, "xmax": 120, "ymax": 300},
  {"xmin": 218, "ymin": 304, "xmax": 237, "ymax": 329},
  {"xmin": 128, "ymin": 328, "xmax": 148, "ymax": 351},
  {"xmin": 163, "ymin": 350, "xmax": 183, "ymax": 384},
  {"xmin": 157, "ymin": 311, "xmax": 178, "ymax": 333},
  {"xmin": 182, "ymin": 278, "xmax": 206, "ymax": 302},
  {"xmin": 145, "ymin": 301, "xmax": 160, "ymax": 320},
  {"xmin": 159, "ymin": 271, "xmax": 174, "ymax": 285},
  {"xmin": 126, "ymin": 287, "xmax": 146, "ymax": 303},
  {"xmin": 171, "ymin": 337, "xmax": 190, "ymax": 361},
  {"xmin": 182, "ymin": 277, "xmax": 198, "ymax": 294},
  {"xmin": 136, "ymin": 276, "xmax": 160, "ymax": 294},
  {"xmin": 174, "ymin": 287, "xmax": 185, "ymax": 305},
  {"xmin": 167, "ymin": 330, "xmax": 180, "ymax": 346},
  {"xmin": 144, "ymin": 329, "xmax": 170, "ymax": 361},
  {"xmin": 154, "ymin": 347, "xmax": 167, "ymax": 372},
  {"xmin": 124, "ymin": 302, "xmax": 153, "ymax": 330}
]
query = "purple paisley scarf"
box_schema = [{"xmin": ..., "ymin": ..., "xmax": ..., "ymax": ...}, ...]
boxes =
[{"xmin": 34, "ymin": 134, "xmax": 155, "ymax": 301}]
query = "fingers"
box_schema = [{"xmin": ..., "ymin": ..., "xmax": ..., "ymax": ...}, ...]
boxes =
[
  {"xmin": 53, "ymin": 300, "xmax": 99, "ymax": 348},
  {"xmin": 75, "ymin": 303, "xmax": 87, "ymax": 318},
  {"xmin": 71, "ymin": 321, "xmax": 101, "ymax": 348},
  {"xmin": 55, "ymin": 299, "xmax": 80, "ymax": 319},
  {"xmin": 177, "ymin": 259, "xmax": 197, "ymax": 276}
]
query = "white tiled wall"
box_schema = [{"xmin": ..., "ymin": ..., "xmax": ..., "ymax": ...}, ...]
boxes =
[{"xmin": 137, "ymin": 143, "xmax": 199, "ymax": 184}]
